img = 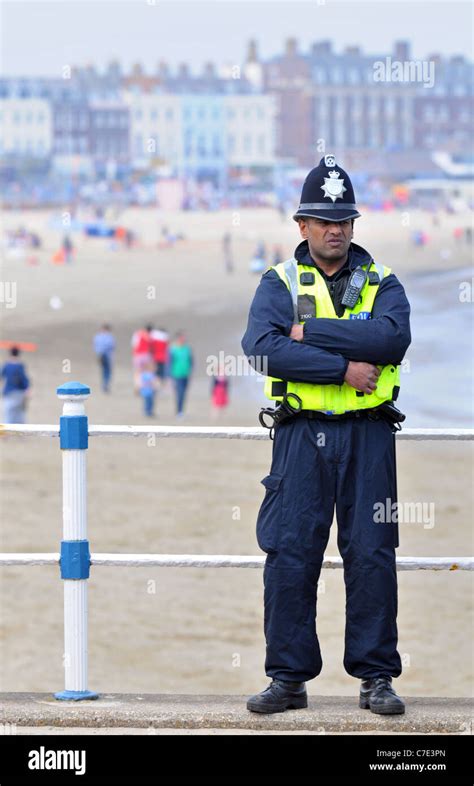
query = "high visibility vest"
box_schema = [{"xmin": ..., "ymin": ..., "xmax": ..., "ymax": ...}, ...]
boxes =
[{"xmin": 263, "ymin": 258, "xmax": 401, "ymax": 414}]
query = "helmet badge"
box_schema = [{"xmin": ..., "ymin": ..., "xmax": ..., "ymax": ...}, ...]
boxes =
[{"xmin": 321, "ymin": 170, "xmax": 347, "ymax": 203}]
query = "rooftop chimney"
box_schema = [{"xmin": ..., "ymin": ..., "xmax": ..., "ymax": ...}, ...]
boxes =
[
  {"xmin": 157, "ymin": 61, "xmax": 169, "ymax": 78},
  {"xmin": 311, "ymin": 41, "xmax": 332, "ymax": 57},
  {"xmin": 247, "ymin": 39, "xmax": 258, "ymax": 62},
  {"xmin": 345, "ymin": 46, "xmax": 361, "ymax": 57},
  {"xmin": 285, "ymin": 38, "xmax": 298, "ymax": 57},
  {"xmin": 393, "ymin": 40, "xmax": 410, "ymax": 61},
  {"xmin": 203, "ymin": 62, "xmax": 216, "ymax": 78}
]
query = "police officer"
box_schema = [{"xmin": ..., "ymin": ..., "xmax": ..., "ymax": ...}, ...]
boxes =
[{"xmin": 242, "ymin": 155, "xmax": 411, "ymax": 715}]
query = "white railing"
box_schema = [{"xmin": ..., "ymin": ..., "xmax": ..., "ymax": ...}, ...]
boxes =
[
  {"xmin": 2, "ymin": 424, "xmax": 473, "ymax": 440},
  {"xmin": 1, "ymin": 381, "xmax": 473, "ymax": 702}
]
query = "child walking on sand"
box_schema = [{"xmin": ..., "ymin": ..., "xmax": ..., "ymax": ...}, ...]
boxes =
[{"xmin": 138, "ymin": 362, "xmax": 158, "ymax": 417}]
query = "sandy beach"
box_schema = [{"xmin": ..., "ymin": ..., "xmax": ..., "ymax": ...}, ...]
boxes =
[{"xmin": 0, "ymin": 207, "xmax": 472, "ymax": 698}]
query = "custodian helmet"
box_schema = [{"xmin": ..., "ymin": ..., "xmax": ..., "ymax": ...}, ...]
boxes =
[{"xmin": 293, "ymin": 154, "xmax": 361, "ymax": 223}]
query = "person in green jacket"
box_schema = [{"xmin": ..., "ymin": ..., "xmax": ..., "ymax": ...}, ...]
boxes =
[{"xmin": 169, "ymin": 331, "xmax": 193, "ymax": 417}]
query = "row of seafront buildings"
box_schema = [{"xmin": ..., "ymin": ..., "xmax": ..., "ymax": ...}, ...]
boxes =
[{"xmin": 0, "ymin": 39, "xmax": 472, "ymax": 188}]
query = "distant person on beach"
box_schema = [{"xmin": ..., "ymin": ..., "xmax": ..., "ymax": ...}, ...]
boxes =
[
  {"xmin": 412, "ymin": 230, "xmax": 428, "ymax": 248},
  {"xmin": 169, "ymin": 332, "xmax": 193, "ymax": 418},
  {"xmin": 210, "ymin": 371, "xmax": 229, "ymax": 419},
  {"xmin": 93, "ymin": 324, "xmax": 116, "ymax": 393},
  {"xmin": 62, "ymin": 235, "xmax": 74, "ymax": 263},
  {"xmin": 222, "ymin": 232, "xmax": 234, "ymax": 274},
  {"xmin": 132, "ymin": 324, "xmax": 155, "ymax": 391},
  {"xmin": 138, "ymin": 361, "xmax": 159, "ymax": 417},
  {"xmin": 150, "ymin": 327, "xmax": 169, "ymax": 386},
  {"xmin": 249, "ymin": 240, "xmax": 267, "ymax": 273},
  {"xmin": 1, "ymin": 346, "xmax": 30, "ymax": 423},
  {"xmin": 273, "ymin": 245, "xmax": 283, "ymax": 266},
  {"xmin": 159, "ymin": 226, "xmax": 177, "ymax": 248}
]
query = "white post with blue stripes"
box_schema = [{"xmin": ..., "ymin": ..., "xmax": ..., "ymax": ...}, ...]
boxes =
[{"xmin": 54, "ymin": 382, "xmax": 98, "ymax": 701}]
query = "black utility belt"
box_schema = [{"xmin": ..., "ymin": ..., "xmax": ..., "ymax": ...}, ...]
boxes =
[
  {"xmin": 297, "ymin": 408, "xmax": 382, "ymax": 422},
  {"xmin": 259, "ymin": 394, "xmax": 406, "ymax": 439}
]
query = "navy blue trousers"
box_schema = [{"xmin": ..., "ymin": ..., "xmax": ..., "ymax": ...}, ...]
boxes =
[{"xmin": 257, "ymin": 416, "xmax": 401, "ymax": 683}]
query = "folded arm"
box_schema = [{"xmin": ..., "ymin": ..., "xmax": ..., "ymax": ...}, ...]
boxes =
[
  {"xmin": 241, "ymin": 271, "xmax": 348, "ymax": 385},
  {"xmin": 302, "ymin": 274, "xmax": 411, "ymax": 364}
]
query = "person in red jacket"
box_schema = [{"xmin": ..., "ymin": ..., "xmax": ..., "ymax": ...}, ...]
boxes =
[
  {"xmin": 210, "ymin": 372, "xmax": 229, "ymax": 420},
  {"xmin": 131, "ymin": 324, "xmax": 154, "ymax": 391}
]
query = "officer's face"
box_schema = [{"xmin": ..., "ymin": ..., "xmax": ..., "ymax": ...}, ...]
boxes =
[{"xmin": 299, "ymin": 218, "xmax": 353, "ymax": 264}]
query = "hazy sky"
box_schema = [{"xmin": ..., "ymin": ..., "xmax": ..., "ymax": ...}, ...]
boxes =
[{"xmin": 1, "ymin": 0, "xmax": 472, "ymax": 77}]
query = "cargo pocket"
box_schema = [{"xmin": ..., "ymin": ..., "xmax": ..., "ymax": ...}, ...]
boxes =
[{"xmin": 256, "ymin": 473, "xmax": 283, "ymax": 554}]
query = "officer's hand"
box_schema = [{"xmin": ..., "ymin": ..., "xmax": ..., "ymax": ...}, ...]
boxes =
[
  {"xmin": 344, "ymin": 361, "xmax": 380, "ymax": 394},
  {"xmin": 289, "ymin": 324, "xmax": 304, "ymax": 341}
]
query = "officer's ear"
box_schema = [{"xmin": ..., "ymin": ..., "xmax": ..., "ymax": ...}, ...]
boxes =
[{"xmin": 298, "ymin": 218, "xmax": 308, "ymax": 239}]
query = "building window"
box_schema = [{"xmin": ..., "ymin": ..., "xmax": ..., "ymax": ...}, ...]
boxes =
[
  {"xmin": 438, "ymin": 105, "xmax": 449, "ymax": 122},
  {"xmin": 166, "ymin": 108, "xmax": 174, "ymax": 121},
  {"xmin": 318, "ymin": 96, "xmax": 329, "ymax": 120},
  {"xmin": 197, "ymin": 134, "xmax": 206, "ymax": 156},
  {"xmin": 423, "ymin": 105, "xmax": 435, "ymax": 121},
  {"xmin": 227, "ymin": 134, "xmax": 235, "ymax": 153},
  {"xmin": 135, "ymin": 109, "xmax": 142, "ymax": 120},
  {"xmin": 314, "ymin": 67, "xmax": 326, "ymax": 84}
]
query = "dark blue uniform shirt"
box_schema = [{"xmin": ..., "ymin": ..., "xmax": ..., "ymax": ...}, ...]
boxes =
[{"xmin": 241, "ymin": 239, "xmax": 411, "ymax": 385}]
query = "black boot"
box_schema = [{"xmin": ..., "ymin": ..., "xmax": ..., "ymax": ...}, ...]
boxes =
[
  {"xmin": 359, "ymin": 676, "xmax": 405, "ymax": 715},
  {"xmin": 247, "ymin": 679, "xmax": 308, "ymax": 714}
]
